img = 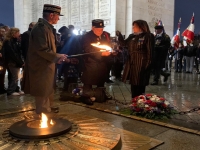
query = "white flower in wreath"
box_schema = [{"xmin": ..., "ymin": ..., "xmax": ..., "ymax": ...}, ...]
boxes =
[
  {"xmin": 145, "ymin": 104, "xmax": 149, "ymax": 108},
  {"xmin": 152, "ymin": 95, "xmax": 157, "ymax": 98},
  {"xmin": 138, "ymin": 99, "xmax": 145, "ymax": 104},
  {"xmin": 164, "ymin": 101, "xmax": 170, "ymax": 106},
  {"xmin": 150, "ymin": 97, "xmax": 156, "ymax": 102},
  {"xmin": 155, "ymin": 97, "xmax": 161, "ymax": 102}
]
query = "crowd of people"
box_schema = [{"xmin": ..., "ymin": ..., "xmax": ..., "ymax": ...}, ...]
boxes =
[{"xmin": 0, "ymin": 4, "xmax": 199, "ymax": 116}]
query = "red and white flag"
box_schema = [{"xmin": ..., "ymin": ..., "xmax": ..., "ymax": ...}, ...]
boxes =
[
  {"xmin": 171, "ymin": 18, "xmax": 181, "ymax": 48},
  {"xmin": 182, "ymin": 13, "xmax": 195, "ymax": 44}
]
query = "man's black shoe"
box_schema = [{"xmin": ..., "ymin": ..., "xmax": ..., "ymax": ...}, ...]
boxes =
[
  {"xmin": 51, "ymin": 107, "xmax": 59, "ymax": 113},
  {"xmin": 80, "ymin": 97, "xmax": 93, "ymax": 105},
  {"xmin": 106, "ymin": 79, "xmax": 114, "ymax": 83},
  {"xmin": 151, "ymin": 81, "xmax": 158, "ymax": 85},
  {"xmin": 164, "ymin": 74, "xmax": 170, "ymax": 82},
  {"xmin": 106, "ymin": 95, "xmax": 113, "ymax": 100},
  {"xmin": 0, "ymin": 88, "xmax": 6, "ymax": 94}
]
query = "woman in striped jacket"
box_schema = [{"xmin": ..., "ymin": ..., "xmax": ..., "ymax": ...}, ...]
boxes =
[{"xmin": 117, "ymin": 20, "xmax": 155, "ymax": 98}]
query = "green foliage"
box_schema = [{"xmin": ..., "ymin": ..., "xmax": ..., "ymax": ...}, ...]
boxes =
[{"xmin": 120, "ymin": 108, "xmax": 178, "ymax": 120}]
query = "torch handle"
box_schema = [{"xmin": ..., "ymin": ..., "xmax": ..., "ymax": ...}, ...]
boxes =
[{"xmin": 67, "ymin": 51, "xmax": 104, "ymax": 58}]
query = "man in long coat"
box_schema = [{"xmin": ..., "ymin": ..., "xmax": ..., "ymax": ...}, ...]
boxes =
[
  {"xmin": 24, "ymin": 4, "xmax": 67, "ymax": 114},
  {"xmin": 151, "ymin": 23, "xmax": 171, "ymax": 85}
]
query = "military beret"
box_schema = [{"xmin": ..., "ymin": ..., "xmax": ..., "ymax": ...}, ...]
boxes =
[
  {"xmin": 154, "ymin": 25, "xmax": 164, "ymax": 29},
  {"xmin": 43, "ymin": 4, "xmax": 63, "ymax": 16},
  {"xmin": 92, "ymin": 19, "xmax": 105, "ymax": 28}
]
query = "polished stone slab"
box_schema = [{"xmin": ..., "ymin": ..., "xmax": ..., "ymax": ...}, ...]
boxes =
[{"xmin": 0, "ymin": 112, "xmax": 163, "ymax": 150}]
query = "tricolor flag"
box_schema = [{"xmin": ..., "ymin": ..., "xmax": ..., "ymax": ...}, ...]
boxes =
[
  {"xmin": 182, "ymin": 13, "xmax": 195, "ymax": 44},
  {"xmin": 171, "ymin": 18, "xmax": 181, "ymax": 48}
]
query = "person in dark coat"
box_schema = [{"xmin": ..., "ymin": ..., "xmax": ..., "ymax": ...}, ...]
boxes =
[
  {"xmin": 3, "ymin": 28, "xmax": 24, "ymax": 96},
  {"xmin": 195, "ymin": 43, "xmax": 200, "ymax": 74},
  {"xmin": 151, "ymin": 23, "xmax": 171, "ymax": 85},
  {"xmin": 117, "ymin": 20, "xmax": 154, "ymax": 98},
  {"xmin": 174, "ymin": 43, "xmax": 184, "ymax": 73},
  {"xmin": 81, "ymin": 19, "xmax": 112, "ymax": 105},
  {"xmin": 183, "ymin": 42, "xmax": 197, "ymax": 73},
  {"xmin": 0, "ymin": 27, "xmax": 6, "ymax": 94},
  {"xmin": 21, "ymin": 22, "xmax": 36, "ymax": 61}
]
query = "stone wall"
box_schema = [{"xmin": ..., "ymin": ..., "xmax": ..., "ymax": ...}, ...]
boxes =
[
  {"xmin": 14, "ymin": 0, "xmax": 116, "ymax": 35},
  {"xmin": 14, "ymin": 0, "xmax": 174, "ymax": 37}
]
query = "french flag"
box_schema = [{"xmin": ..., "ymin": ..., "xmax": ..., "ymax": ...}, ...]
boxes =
[
  {"xmin": 171, "ymin": 18, "xmax": 181, "ymax": 48},
  {"xmin": 182, "ymin": 13, "xmax": 195, "ymax": 44}
]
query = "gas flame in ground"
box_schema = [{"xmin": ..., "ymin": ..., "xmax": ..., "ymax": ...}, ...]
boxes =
[
  {"xmin": 91, "ymin": 42, "xmax": 112, "ymax": 52},
  {"xmin": 50, "ymin": 119, "xmax": 54, "ymax": 125},
  {"xmin": 40, "ymin": 113, "xmax": 48, "ymax": 128},
  {"xmin": 40, "ymin": 113, "xmax": 54, "ymax": 128}
]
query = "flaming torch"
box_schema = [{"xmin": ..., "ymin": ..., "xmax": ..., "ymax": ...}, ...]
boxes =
[
  {"xmin": 91, "ymin": 42, "xmax": 112, "ymax": 52},
  {"xmin": 67, "ymin": 42, "xmax": 112, "ymax": 58}
]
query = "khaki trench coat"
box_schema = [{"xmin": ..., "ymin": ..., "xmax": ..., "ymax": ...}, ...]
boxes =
[{"xmin": 23, "ymin": 18, "xmax": 60, "ymax": 97}]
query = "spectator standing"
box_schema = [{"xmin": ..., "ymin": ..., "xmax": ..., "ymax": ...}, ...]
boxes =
[
  {"xmin": 21, "ymin": 22, "xmax": 36, "ymax": 61},
  {"xmin": 0, "ymin": 27, "xmax": 6, "ymax": 94},
  {"xmin": 3, "ymin": 28, "xmax": 24, "ymax": 96}
]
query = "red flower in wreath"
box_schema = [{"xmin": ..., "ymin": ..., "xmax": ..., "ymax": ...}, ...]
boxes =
[
  {"xmin": 146, "ymin": 94, "xmax": 152, "ymax": 97},
  {"xmin": 160, "ymin": 97, "xmax": 165, "ymax": 101},
  {"xmin": 150, "ymin": 102, "xmax": 157, "ymax": 107},
  {"xmin": 145, "ymin": 100, "xmax": 152, "ymax": 104},
  {"xmin": 135, "ymin": 108, "xmax": 141, "ymax": 112},
  {"xmin": 132, "ymin": 103, "xmax": 137, "ymax": 107},
  {"xmin": 162, "ymin": 103, "xmax": 167, "ymax": 108}
]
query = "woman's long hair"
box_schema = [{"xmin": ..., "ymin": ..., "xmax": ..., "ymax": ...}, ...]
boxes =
[
  {"xmin": 4, "ymin": 28, "xmax": 19, "ymax": 42},
  {"xmin": 132, "ymin": 20, "xmax": 150, "ymax": 33}
]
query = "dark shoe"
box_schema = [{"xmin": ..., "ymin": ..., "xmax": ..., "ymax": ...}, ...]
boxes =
[
  {"xmin": 178, "ymin": 71, "xmax": 182, "ymax": 73},
  {"xmin": 51, "ymin": 107, "xmax": 59, "ymax": 113},
  {"xmin": 186, "ymin": 71, "xmax": 190, "ymax": 73},
  {"xmin": 0, "ymin": 88, "xmax": 6, "ymax": 94},
  {"xmin": 164, "ymin": 74, "xmax": 170, "ymax": 82},
  {"xmin": 106, "ymin": 79, "xmax": 114, "ymax": 83},
  {"xmin": 105, "ymin": 92, "xmax": 113, "ymax": 100},
  {"xmin": 80, "ymin": 97, "xmax": 93, "ymax": 105},
  {"xmin": 151, "ymin": 81, "xmax": 158, "ymax": 85}
]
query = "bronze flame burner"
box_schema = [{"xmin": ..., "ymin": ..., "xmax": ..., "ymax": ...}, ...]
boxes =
[{"xmin": 9, "ymin": 118, "xmax": 72, "ymax": 139}]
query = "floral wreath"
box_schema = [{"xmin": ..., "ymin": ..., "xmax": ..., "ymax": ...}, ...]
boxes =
[{"xmin": 130, "ymin": 94, "xmax": 174, "ymax": 119}]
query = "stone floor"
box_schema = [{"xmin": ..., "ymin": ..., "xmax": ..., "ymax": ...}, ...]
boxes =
[{"xmin": 0, "ymin": 71, "xmax": 200, "ymax": 149}]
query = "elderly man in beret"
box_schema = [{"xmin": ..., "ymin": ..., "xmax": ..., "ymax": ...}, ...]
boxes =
[
  {"xmin": 151, "ymin": 22, "xmax": 171, "ymax": 85},
  {"xmin": 24, "ymin": 4, "xmax": 68, "ymax": 115},
  {"xmin": 81, "ymin": 19, "xmax": 113, "ymax": 105}
]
